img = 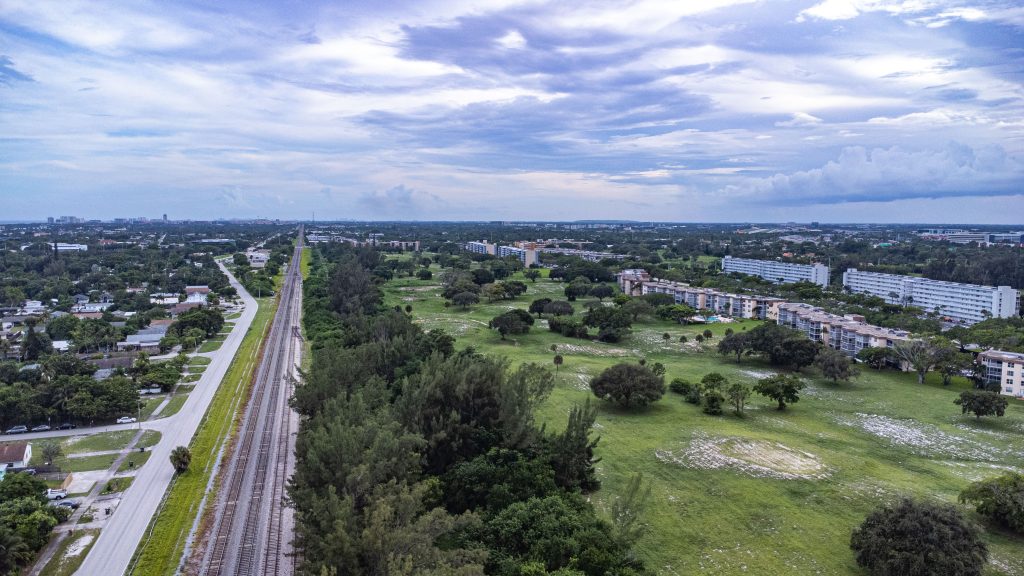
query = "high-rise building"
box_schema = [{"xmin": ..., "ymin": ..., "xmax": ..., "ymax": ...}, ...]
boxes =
[
  {"xmin": 465, "ymin": 241, "xmax": 496, "ymax": 256},
  {"xmin": 842, "ymin": 269, "xmax": 1019, "ymax": 325},
  {"xmin": 496, "ymin": 245, "xmax": 538, "ymax": 267},
  {"xmin": 722, "ymin": 256, "xmax": 830, "ymax": 287}
]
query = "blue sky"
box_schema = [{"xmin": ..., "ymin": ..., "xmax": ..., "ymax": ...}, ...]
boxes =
[{"xmin": 1, "ymin": 0, "xmax": 1022, "ymax": 222}]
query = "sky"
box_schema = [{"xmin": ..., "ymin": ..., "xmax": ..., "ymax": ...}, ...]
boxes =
[{"xmin": 1, "ymin": 0, "xmax": 1023, "ymax": 223}]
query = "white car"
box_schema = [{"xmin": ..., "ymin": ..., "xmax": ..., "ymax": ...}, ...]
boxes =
[
  {"xmin": 116, "ymin": 416, "xmax": 137, "ymax": 424},
  {"xmin": 46, "ymin": 489, "xmax": 67, "ymax": 500}
]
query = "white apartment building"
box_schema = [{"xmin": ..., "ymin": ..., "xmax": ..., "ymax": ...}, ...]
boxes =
[
  {"xmin": 496, "ymin": 245, "xmax": 539, "ymax": 267},
  {"xmin": 617, "ymin": 269, "xmax": 650, "ymax": 296},
  {"xmin": 629, "ymin": 277, "xmax": 786, "ymax": 321},
  {"xmin": 722, "ymin": 256, "xmax": 830, "ymax": 287},
  {"xmin": 776, "ymin": 302, "xmax": 912, "ymax": 359},
  {"xmin": 979, "ymin": 350, "xmax": 1024, "ymax": 398},
  {"xmin": 842, "ymin": 269, "xmax": 1020, "ymax": 325},
  {"xmin": 465, "ymin": 241, "xmax": 496, "ymax": 256}
]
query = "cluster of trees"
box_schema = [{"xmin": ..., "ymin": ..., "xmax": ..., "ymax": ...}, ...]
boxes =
[
  {"xmin": 0, "ymin": 352, "xmax": 185, "ymax": 428},
  {"xmin": 292, "ymin": 246, "xmax": 648, "ymax": 575},
  {"xmin": 439, "ymin": 268, "xmax": 529, "ymax": 309},
  {"xmin": 159, "ymin": 307, "xmax": 225, "ymax": 351},
  {"xmin": 670, "ymin": 372, "xmax": 804, "ymax": 415},
  {"xmin": 0, "ymin": 473, "xmax": 70, "ymax": 574},
  {"xmin": 713, "ymin": 324, "xmax": 820, "ymax": 370}
]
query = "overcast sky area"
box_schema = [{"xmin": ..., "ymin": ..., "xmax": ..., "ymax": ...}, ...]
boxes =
[{"xmin": 1, "ymin": 0, "xmax": 1023, "ymax": 223}]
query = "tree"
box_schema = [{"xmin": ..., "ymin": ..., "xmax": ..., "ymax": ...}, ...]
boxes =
[
  {"xmin": 702, "ymin": 329, "xmax": 713, "ymax": 340},
  {"xmin": 548, "ymin": 399, "xmax": 601, "ymax": 492},
  {"xmin": 524, "ymin": 269, "xmax": 541, "ymax": 282},
  {"xmin": 471, "ymin": 268, "xmax": 495, "ymax": 285},
  {"xmin": 753, "ymin": 374, "xmax": 805, "ymax": 410},
  {"xmin": 717, "ymin": 332, "xmax": 751, "ymax": 363},
  {"xmin": 529, "ymin": 298, "xmax": 553, "ymax": 316},
  {"xmin": 959, "ymin": 472, "xmax": 1024, "ymax": 533},
  {"xmin": 621, "ymin": 299, "xmax": 653, "ymax": 321},
  {"xmin": 702, "ymin": 388, "xmax": 725, "ymax": 415},
  {"xmin": 668, "ymin": 378, "xmax": 692, "ymax": 395},
  {"xmin": 726, "ymin": 383, "xmax": 749, "ymax": 416},
  {"xmin": 694, "ymin": 334, "xmax": 704, "ymax": 344},
  {"xmin": 815, "ymin": 347, "xmax": 859, "ymax": 384},
  {"xmin": 588, "ymin": 284, "xmax": 614, "ymax": 301},
  {"xmin": 40, "ymin": 441, "xmax": 62, "ymax": 465},
  {"xmin": 850, "ymin": 498, "xmax": 987, "ymax": 576},
  {"xmin": 747, "ymin": 323, "xmax": 820, "ymax": 369},
  {"xmin": 938, "ymin": 352, "xmax": 973, "ymax": 386},
  {"xmin": 553, "ymin": 354, "xmax": 563, "ymax": 373},
  {"xmin": 611, "ymin": 473, "xmax": 651, "ymax": 546},
  {"xmin": 452, "ymin": 291, "xmax": 479, "ymax": 310},
  {"xmin": 662, "ymin": 332, "xmax": 671, "ymax": 342},
  {"xmin": 170, "ymin": 446, "xmax": 191, "ymax": 474},
  {"xmin": 415, "ymin": 268, "xmax": 432, "ymax": 280},
  {"xmin": 893, "ymin": 339, "xmax": 945, "ymax": 384},
  {"xmin": 678, "ymin": 335, "xmax": 687, "ymax": 343},
  {"xmin": 482, "ymin": 283, "xmax": 508, "ymax": 302},
  {"xmin": 489, "ymin": 309, "xmax": 535, "ymax": 340},
  {"xmin": 590, "ymin": 363, "xmax": 665, "ymax": 409},
  {"xmin": 857, "ymin": 346, "xmax": 897, "ymax": 370},
  {"xmin": 543, "ymin": 301, "xmax": 574, "ymax": 317},
  {"xmin": 661, "ymin": 304, "xmax": 696, "ymax": 324},
  {"xmin": 954, "ymin": 390, "xmax": 1008, "ymax": 419},
  {"xmin": 700, "ymin": 372, "xmax": 728, "ymax": 390}
]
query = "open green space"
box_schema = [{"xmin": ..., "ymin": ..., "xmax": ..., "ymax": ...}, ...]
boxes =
[
  {"xmin": 187, "ymin": 356, "xmax": 212, "ymax": 367},
  {"xmin": 382, "ymin": 274, "xmax": 1024, "ymax": 575},
  {"xmin": 37, "ymin": 529, "xmax": 100, "ymax": 576},
  {"xmin": 157, "ymin": 394, "xmax": 189, "ymax": 419},
  {"xmin": 138, "ymin": 430, "xmax": 161, "ymax": 449},
  {"xmin": 103, "ymin": 476, "xmax": 135, "ymax": 494},
  {"xmin": 58, "ymin": 453, "xmax": 118, "ymax": 473},
  {"xmin": 180, "ymin": 374, "xmax": 201, "ymax": 383},
  {"xmin": 129, "ymin": 291, "xmax": 278, "ymax": 576},
  {"xmin": 119, "ymin": 449, "xmax": 152, "ymax": 472},
  {"xmin": 197, "ymin": 340, "xmax": 223, "ymax": 353},
  {"xmin": 139, "ymin": 396, "xmax": 164, "ymax": 420}
]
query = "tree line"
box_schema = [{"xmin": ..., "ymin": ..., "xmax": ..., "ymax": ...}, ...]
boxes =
[{"xmin": 291, "ymin": 244, "xmax": 649, "ymax": 575}]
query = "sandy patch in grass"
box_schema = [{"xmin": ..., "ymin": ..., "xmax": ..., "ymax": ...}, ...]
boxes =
[
  {"xmin": 738, "ymin": 369, "xmax": 778, "ymax": 380},
  {"xmin": 571, "ymin": 372, "xmax": 592, "ymax": 392},
  {"xmin": 413, "ymin": 316, "xmax": 487, "ymax": 335},
  {"xmin": 65, "ymin": 532, "xmax": 95, "ymax": 557},
  {"xmin": 656, "ymin": 433, "xmax": 830, "ymax": 480},
  {"xmin": 556, "ymin": 343, "xmax": 635, "ymax": 357},
  {"xmin": 396, "ymin": 286, "xmax": 437, "ymax": 292},
  {"xmin": 837, "ymin": 413, "xmax": 1007, "ymax": 461}
]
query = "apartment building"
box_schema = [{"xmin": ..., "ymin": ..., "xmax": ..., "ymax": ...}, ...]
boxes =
[
  {"xmin": 617, "ymin": 269, "xmax": 650, "ymax": 296},
  {"xmin": 496, "ymin": 245, "xmax": 539, "ymax": 267},
  {"xmin": 465, "ymin": 241, "xmax": 496, "ymax": 256},
  {"xmin": 979, "ymin": 350, "xmax": 1024, "ymax": 398},
  {"xmin": 633, "ymin": 277, "xmax": 785, "ymax": 321},
  {"xmin": 842, "ymin": 269, "xmax": 1019, "ymax": 325},
  {"xmin": 776, "ymin": 302, "xmax": 912, "ymax": 358},
  {"xmin": 722, "ymin": 256, "xmax": 830, "ymax": 287}
]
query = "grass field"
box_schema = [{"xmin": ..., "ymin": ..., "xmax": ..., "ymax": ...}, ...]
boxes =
[
  {"xmin": 383, "ymin": 271, "xmax": 1024, "ymax": 576},
  {"xmin": 188, "ymin": 356, "xmax": 212, "ymax": 367},
  {"xmin": 129, "ymin": 292, "xmax": 277, "ymax": 576},
  {"xmin": 61, "ymin": 430, "xmax": 137, "ymax": 454},
  {"xmin": 197, "ymin": 340, "xmax": 223, "ymax": 353},
  {"xmin": 157, "ymin": 394, "xmax": 189, "ymax": 419}
]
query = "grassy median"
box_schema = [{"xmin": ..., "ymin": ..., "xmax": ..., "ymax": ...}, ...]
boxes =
[{"xmin": 128, "ymin": 293, "xmax": 277, "ymax": 576}]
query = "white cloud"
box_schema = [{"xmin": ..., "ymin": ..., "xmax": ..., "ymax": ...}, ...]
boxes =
[
  {"xmin": 797, "ymin": 0, "xmax": 936, "ymax": 22},
  {"xmin": 776, "ymin": 112, "xmax": 824, "ymax": 127},
  {"xmin": 496, "ymin": 30, "xmax": 527, "ymax": 49}
]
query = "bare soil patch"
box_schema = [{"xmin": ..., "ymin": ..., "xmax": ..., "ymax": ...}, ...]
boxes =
[{"xmin": 656, "ymin": 433, "xmax": 830, "ymax": 480}]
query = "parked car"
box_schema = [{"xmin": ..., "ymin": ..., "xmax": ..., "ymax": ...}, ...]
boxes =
[
  {"xmin": 5, "ymin": 425, "xmax": 28, "ymax": 434},
  {"xmin": 19, "ymin": 468, "xmax": 37, "ymax": 476},
  {"xmin": 116, "ymin": 416, "xmax": 137, "ymax": 424},
  {"xmin": 56, "ymin": 422, "xmax": 77, "ymax": 430},
  {"xmin": 54, "ymin": 498, "xmax": 80, "ymax": 509},
  {"xmin": 46, "ymin": 489, "xmax": 67, "ymax": 500},
  {"xmin": 30, "ymin": 424, "xmax": 51, "ymax": 432}
]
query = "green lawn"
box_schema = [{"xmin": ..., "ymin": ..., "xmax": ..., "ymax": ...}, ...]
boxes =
[
  {"xmin": 180, "ymin": 374, "xmax": 201, "ymax": 383},
  {"xmin": 140, "ymin": 397, "xmax": 164, "ymax": 420},
  {"xmin": 188, "ymin": 356, "xmax": 212, "ymax": 367},
  {"xmin": 383, "ymin": 275, "xmax": 1024, "ymax": 576},
  {"xmin": 58, "ymin": 453, "xmax": 118, "ymax": 473},
  {"xmin": 157, "ymin": 394, "xmax": 189, "ymax": 419},
  {"xmin": 138, "ymin": 430, "xmax": 161, "ymax": 449},
  {"xmin": 197, "ymin": 340, "xmax": 223, "ymax": 353},
  {"xmin": 130, "ymin": 291, "xmax": 278, "ymax": 575},
  {"xmin": 60, "ymin": 431, "xmax": 136, "ymax": 455},
  {"xmin": 38, "ymin": 529, "xmax": 100, "ymax": 576},
  {"xmin": 103, "ymin": 476, "xmax": 135, "ymax": 494},
  {"xmin": 118, "ymin": 449, "xmax": 152, "ymax": 472}
]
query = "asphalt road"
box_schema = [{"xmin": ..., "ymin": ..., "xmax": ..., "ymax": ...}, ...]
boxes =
[{"xmin": 74, "ymin": 260, "xmax": 259, "ymax": 576}]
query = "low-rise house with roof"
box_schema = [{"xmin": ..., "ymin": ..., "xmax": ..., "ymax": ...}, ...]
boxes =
[{"xmin": 0, "ymin": 443, "xmax": 32, "ymax": 469}]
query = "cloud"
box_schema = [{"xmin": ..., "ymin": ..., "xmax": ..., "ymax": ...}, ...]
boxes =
[
  {"xmin": 0, "ymin": 56, "xmax": 33, "ymax": 84},
  {"xmin": 355, "ymin": 184, "xmax": 446, "ymax": 218},
  {"xmin": 722, "ymin": 142, "xmax": 1023, "ymax": 204},
  {"xmin": 775, "ymin": 112, "xmax": 824, "ymax": 127}
]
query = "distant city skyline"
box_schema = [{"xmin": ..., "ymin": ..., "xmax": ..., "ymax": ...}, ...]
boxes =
[{"xmin": 1, "ymin": 0, "xmax": 1022, "ymax": 222}]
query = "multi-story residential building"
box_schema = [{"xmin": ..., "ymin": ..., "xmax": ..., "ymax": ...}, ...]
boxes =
[
  {"xmin": 842, "ymin": 269, "xmax": 1019, "ymax": 325},
  {"xmin": 536, "ymin": 247, "xmax": 625, "ymax": 262},
  {"xmin": 465, "ymin": 241, "xmax": 496, "ymax": 256},
  {"xmin": 625, "ymin": 276, "xmax": 785, "ymax": 321},
  {"xmin": 776, "ymin": 302, "xmax": 912, "ymax": 358},
  {"xmin": 979, "ymin": 350, "xmax": 1024, "ymax": 398},
  {"xmin": 496, "ymin": 245, "xmax": 539, "ymax": 267},
  {"xmin": 617, "ymin": 269, "xmax": 650, "ymax": 296},
  {"xmin": 722, "ymin": 256, "xmax": 830, "ymax": 287}
]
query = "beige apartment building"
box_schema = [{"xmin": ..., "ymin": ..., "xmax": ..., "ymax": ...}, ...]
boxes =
[{"xmin": 979, "ymin": 350, "xmax": 1024, "ymax": 398}]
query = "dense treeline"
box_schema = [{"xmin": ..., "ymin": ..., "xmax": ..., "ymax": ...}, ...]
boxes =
[
  {"xmin": 0, "ymin": 473, "xmax": 69, "ymax": 573},
  {"xmin": 291, "ymin": 244, "xmax": 647, "ymax": 575}
]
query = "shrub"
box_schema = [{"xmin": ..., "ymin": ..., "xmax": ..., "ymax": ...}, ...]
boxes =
[
  {"xmin": 959, "ymin": 472, "xmax": 1024, "ymax": 533},
  {"xmin": 590, "ymin": 363, "xmax": 665, "ymax": 409}
]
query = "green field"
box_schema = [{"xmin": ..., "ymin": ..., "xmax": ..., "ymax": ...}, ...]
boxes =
[
  {"xmin": 383, "ymin": 271, "xmax": 1024, "ymax": 575},
  {"xmin": 157, "ymin": 394, "xmax": 189, "ymax": 419}
]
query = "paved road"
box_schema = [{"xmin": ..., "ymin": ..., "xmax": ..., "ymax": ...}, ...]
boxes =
[{"xmin": 74, "ymin": 260, "xmax": 259, "ymax": 576}]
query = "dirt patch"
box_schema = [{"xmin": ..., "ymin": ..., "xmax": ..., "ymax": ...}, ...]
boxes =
[
  {"xmin": 739, "ymin": 369, "xmax": 778, "ymax": 380},
  {"xmin": 656, "ymin": 433, "xmax": 830, "ymax": 480},
  {"xmin": 836, "ymin": 413, "xmax": 1007, "ymax": 461},
  {"xmin": 396, "ymin": 286, "xmax": 436, "ymax": 292},
  {"xmin": 65, "ymin": 532, "xmax": 95, "ymax": 557},
  {"xmin": 556, "ymin": 343, "xmax": 635, "ymax": 357}
]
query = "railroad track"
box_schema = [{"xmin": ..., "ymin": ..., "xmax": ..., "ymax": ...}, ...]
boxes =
[{"xmin": 201, "ymin": 231, "xmax": 303, "ymax": 576}]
